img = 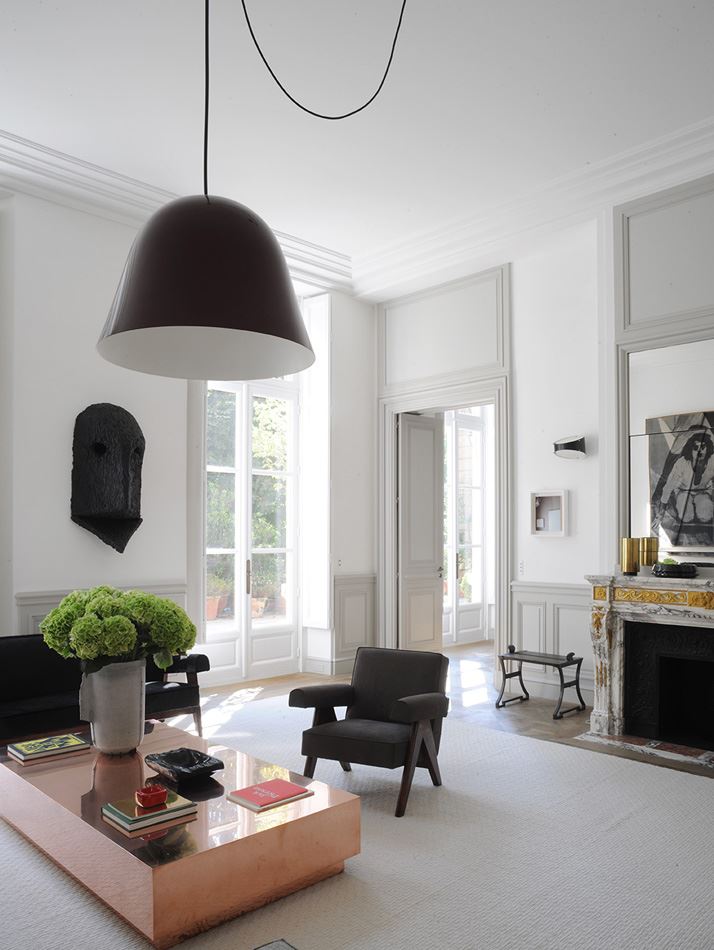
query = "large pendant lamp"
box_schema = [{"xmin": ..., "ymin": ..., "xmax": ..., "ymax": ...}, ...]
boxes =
[
  {"xmin": 97, "ymin": 0, "xmax": 407, "ymax": 381},
  {"xmin": 98, "ymin": 1, "xmax": 313, "ymax": 380},
  {"xmin": 98, "ymin": 194, "xmax": 313, "ymax": 380}
]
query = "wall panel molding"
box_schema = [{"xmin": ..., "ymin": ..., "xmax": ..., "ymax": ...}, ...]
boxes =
[
  {"xmin": 14, "ymin": 584, "xmax": 187, "ymax": 637},
  {"xmin": 334, "ymin": 574, "xmax": 376, "ymax": 664},
  {"xmin": 378, "ymin": 266, "xmax": 510, "ymax": 398},
  {"xmin": 510, "ymin": 581, "xmax": 593, "ymax": 702},
  {"xmin": 614, "ymin": 173, "xmax": 714, "ymax": 344}
]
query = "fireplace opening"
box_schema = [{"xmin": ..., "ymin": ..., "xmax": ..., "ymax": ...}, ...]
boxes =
[
  {"xmin": 624, "ymin": 620, "xmax": 714, "ymax": 750},
  {"xmin": 659, "ymin": 656, "xmax": 714, "ymax": 751}
]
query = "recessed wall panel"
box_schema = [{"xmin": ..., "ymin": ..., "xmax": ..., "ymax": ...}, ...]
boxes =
[{"xmin": 384, "ymin": 271, "xmax": 502, "ymax": 389}]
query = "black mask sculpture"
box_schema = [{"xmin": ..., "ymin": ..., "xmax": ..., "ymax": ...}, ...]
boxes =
[{"xmin": 71, "ymin": 404, "xmax": 145, "ymax": 553}]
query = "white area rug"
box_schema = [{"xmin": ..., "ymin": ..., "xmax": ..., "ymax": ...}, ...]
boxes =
[{"xmin": 2, "ymin": 695, "xmax": 713, "ymax": 950}]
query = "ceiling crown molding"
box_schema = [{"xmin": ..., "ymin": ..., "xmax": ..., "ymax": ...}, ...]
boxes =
[
  {"xmin": 0, "ymin": 129, "xmax": 352, "ymax": 293},
  {"xmin": 353, "ymin": 116, "xmax": 714, "ymax": 301}
]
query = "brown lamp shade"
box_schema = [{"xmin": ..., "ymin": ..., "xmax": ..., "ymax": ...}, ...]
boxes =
[{"xmin": 98, "ymin": 195, "xmax": 315, "ymax": 380}]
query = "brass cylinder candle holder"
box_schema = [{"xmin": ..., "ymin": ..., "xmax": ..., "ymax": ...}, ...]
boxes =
[
  {"xmin": 639, "ymin": 536, "xmax": 659, "ymax": 567},
  {"xmin": 620, "ymin": 537, "xmax": 639, "ymax": 575}
]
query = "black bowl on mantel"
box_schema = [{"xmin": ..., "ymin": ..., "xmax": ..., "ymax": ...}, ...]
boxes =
[{"xmin": 651, "ymin": 562, "xmax": 698, "ymax": 579}]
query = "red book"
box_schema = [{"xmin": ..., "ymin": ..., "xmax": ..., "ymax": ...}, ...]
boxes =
[{"xmin": 228, "ymin": 778, "xmax": 314, "ymax": 812}]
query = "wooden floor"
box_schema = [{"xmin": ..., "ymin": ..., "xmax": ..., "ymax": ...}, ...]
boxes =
[{"xmin": 206, "ymin": 641, "xmax": 713, "ymax": 780}]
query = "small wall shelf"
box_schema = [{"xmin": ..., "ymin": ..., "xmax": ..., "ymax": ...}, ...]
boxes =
[{"xmin": 531, "ymin": 490, "xmax": 567, "ymax": 537}]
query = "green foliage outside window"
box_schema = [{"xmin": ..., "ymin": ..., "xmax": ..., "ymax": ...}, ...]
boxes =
[{"xmin": 205, "ymin": 391, "xmax": 291, "ymax": 614}]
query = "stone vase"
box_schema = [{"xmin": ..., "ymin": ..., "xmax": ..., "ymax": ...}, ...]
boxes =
[{"xmin": 79, "ymin": 659, "xmax": 146, "ymax": 755}]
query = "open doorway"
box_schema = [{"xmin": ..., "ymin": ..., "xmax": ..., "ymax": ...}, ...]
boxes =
[
  {"xmin": 442, "ymin": 404, "xmax": 495, "ymax": 647},
  {"xmin": 380, "ymin": 376, "xmax": 509, "ymax": 668},
  {"xmin": 394, "ymin": 399, "xmax": 497, "ymax": 656}
]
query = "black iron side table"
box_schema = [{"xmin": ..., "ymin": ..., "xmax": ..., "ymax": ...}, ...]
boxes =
[{"xmin": 495, "ymin": 644, "xmax": 586, "ymax": 720}]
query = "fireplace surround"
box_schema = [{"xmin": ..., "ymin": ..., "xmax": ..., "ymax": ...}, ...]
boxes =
[{"xmin": 586, "ymin": 574, "xmax": 714, "ymax": 743}]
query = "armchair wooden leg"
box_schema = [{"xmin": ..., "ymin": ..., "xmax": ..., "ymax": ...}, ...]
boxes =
[
  {"xmin": 395, "ymin": 721, "xmax": 427, "ymax": 817},
  {"xmin": 193, "ymin": 704, "xmax": 203, "ymax": 738},
  {"xmin": 340, "ymin": 762, "xmax": 352, "ymax": 772},
  {"xmin": 304, "ymin": 756, "xmax": 317, "ymax": 778},
  {"xmin": 422, "ymin": 721, "xmax": 441, "ymax": 786}
]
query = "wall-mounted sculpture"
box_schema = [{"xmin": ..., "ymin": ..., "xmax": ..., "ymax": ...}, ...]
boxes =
[{"xmin": 71, "ymin": 404, "xmax": 145, "ymax": 553}]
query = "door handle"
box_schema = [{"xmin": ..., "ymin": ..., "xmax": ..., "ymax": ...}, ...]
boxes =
[
  {"xmin": 246, "ymin": 559, "xmax": 252, "ymax": 595},
  {"xmin": 437, "ymin": 566, "xmax": 444, "ymax": 579}
]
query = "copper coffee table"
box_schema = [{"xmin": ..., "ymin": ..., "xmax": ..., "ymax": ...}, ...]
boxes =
[{"xmin": 0, "ymin": 723, "xmax": 360, "ymax": 948}]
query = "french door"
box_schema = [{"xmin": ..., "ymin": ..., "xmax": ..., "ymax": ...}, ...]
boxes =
[
  {"xmin": 205, "ymin": 380, "xmax": 299, "ymax": 680},
  {"xmin": 397, "ymin": 412, "xmax": 444, "ymax": 652},
  {"xmin": 443, "ymin": 406, "xmax": 493, "ymax": 644}
]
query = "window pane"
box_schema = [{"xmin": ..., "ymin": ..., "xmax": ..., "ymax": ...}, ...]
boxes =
[
  {"xmin": 458, "ymin": 546, "xmax": 482, "ymax": 604},
  {"xmin": 207, "ymin": 389, "xmax": 235, "ymax": 467},
  {"xmin": 252, "ymin": 474, "xmax": 287, "ymax": 548},
  {"xmin": 471, "ymin": 546, "xmax": 483, "ymax": 603},
  {"xmin": 457, "ymin": 427, "xmax": 482, "ymax": 487},
  {"xmin": 207, "ymin": 473, "xmax": 235, "ymax": 549},
  {"xmin": 206, "ymin": 553, "xmax": 235, "ymax": 621},
  {"xmin": 457, "ymin": 487, "xmax": 482, "ymax": 545},
  {"xmin": 252, "ymin": 396, "xmax": 288, "ymax": 471},
  {"xmin": 251, "ymin": 553, "xmax": 287, "ymax": 622}
]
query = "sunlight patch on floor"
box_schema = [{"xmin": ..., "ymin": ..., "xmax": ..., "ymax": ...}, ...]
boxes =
[
  {"xmin": 224, "ymin": 686, "xmax": 265, "ymax": 706},
  {"xmin": 453, "ymin": 660, "xmax": 488, "ymax": 689},
  {"xmin": 461, "ymin": 687, "xmax": 490, "ymax": 707}
]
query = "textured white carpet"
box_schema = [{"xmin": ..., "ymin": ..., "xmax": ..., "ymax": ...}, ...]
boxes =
[{"xmin": 2, "ymin": 696, "xmax": 713, "ymax": 950}]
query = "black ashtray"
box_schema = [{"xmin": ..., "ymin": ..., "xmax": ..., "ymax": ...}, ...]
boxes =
[
  {"xmin": 144, "ymin": 748, "xmax": 224, "ymax": 783},
  {"xmin": 652, "ymin": 562, "xmax": 698, "ymax": 578}
]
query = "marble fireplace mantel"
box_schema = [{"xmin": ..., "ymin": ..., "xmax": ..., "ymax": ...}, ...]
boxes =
[{"xmin": 586, "ymin": 573, "xmax": 714, "ymax": 736}]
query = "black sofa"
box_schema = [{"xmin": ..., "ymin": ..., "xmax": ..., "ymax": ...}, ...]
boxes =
[{"xmin": 0, "ymin": 634, "xmax": 210, "ymax": 743}]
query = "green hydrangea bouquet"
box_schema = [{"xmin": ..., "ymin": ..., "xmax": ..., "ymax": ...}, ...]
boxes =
[{"xmin": 40, "ymin": 586, "xmax": 196, "ymax": 673}]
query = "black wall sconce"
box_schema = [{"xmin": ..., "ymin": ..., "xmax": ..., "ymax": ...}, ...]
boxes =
[{"xmin": 554, "ymin": 436, "xmax": 586, "ymax": 459}]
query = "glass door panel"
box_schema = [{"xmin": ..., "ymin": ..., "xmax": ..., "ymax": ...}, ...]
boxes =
[
  {"xmin": 249, "ymin": 390, "xmax": 296, "ymax": 641},
  {"xmin": 444, "ymin": 406, "xmax": 489, "ymax": 643}
]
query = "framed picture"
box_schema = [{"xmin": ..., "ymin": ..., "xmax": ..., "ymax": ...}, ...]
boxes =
[
  {"xmin": 530, "ymin": 491, "xmax": 567, "ymax": 537},
  {"xmin": 645, "ymin": 410, "xmax": 714, "ymax": 553}
]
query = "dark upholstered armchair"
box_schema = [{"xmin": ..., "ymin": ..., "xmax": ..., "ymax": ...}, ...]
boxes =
[
  {"xmin": 289, "ymin": 647, "xmax": 449, "ymax": 817},
  {"xmin": 0, "ymin": 635, "xmax": 210, "ymax": 742}
]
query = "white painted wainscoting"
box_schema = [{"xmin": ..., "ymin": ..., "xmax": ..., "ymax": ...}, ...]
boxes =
[
  {"xmin": 14, "ymin": 585, "xmax": 187, "ymax": 638},
  {"xmin": 304, "ymin": 574, "xmax": 376, "ymax": 676},
  {"xmin": 509, "ymin": 582, "xmax": 594, "ymax": 704}
]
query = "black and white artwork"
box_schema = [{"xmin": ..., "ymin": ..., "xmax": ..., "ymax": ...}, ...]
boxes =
[{"xmin": 647, "ymin": 411, "xmax": 714, "ymax": 549}]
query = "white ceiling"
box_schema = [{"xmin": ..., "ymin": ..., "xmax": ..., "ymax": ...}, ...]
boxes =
[{"xmin": 2, "ymin": 1, "xmax": 714, "ymax": 260}]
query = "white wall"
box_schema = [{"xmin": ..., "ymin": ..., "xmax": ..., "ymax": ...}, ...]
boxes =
[
  {"xmin": 300, "ymin": 291, "xmax": 377, "ymax": 675},
  {"xmin": 330, "ymin": 291, "xmax": 376, "ymax": 575},
  {"xmin": 511, "ymin": 219, "xmax": 599, "ymax": 585},
  {"xmin": 0, "ymin": 198, "xmax": 14, "ymax": 633},
  {"xmin": 6, "ymin": 194, "xmax": 188, "ymax": 627}
]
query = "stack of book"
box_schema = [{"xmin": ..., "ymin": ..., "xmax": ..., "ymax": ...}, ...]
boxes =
[
  {"xmin": 101, "ymin": 790, "xmax": 197, "ymax": 838},
  {"xmin": 6, "ymin": 733, "xmax": 91, "ymax": 765}
]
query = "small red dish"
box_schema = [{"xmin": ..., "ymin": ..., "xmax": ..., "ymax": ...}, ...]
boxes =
[{"xmin": 135, "ymin": 784, "xmax": 168, "ymax": 808}]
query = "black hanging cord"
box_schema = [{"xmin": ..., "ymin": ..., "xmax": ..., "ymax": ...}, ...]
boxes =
[
  {"xmin": 204, "ymin": 0, "xmax": 210, "ymax": 197},
  {"xmin": 240, "ymin": 0, "xmax": 408, "ymax": 120}
]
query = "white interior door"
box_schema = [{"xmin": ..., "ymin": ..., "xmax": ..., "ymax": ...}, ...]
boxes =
[{"xmin": 397, "ymin": 412, "xmax": 444, "ymax": 652}]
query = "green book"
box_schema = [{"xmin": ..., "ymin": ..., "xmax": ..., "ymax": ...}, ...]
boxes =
[
  {"xmin": 102, "ymin": 790, "xmax": 196, "ymax": 827},
  {"xmin": 8, "ymin": 734, "xmax": 90, "ymax": 760}
]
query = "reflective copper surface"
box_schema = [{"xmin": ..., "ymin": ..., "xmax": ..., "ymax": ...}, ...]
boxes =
[{"xmin": 0, "ymin": 723, "xmax": 360, "ymax": 948}]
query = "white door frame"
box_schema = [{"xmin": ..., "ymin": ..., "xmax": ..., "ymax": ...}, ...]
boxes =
[{"xmin": 378, "ymin": 375, "xmax": 511, "ymax": 657}]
